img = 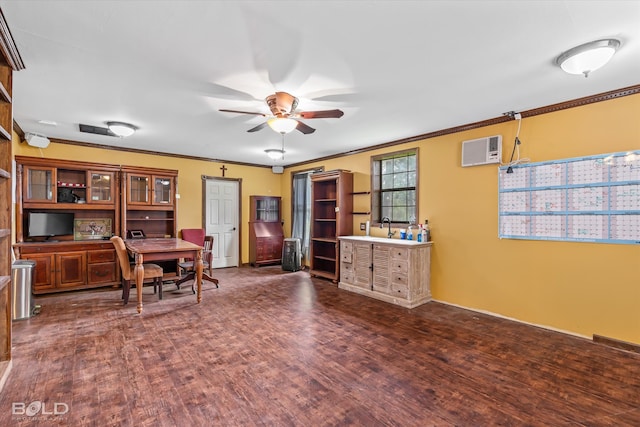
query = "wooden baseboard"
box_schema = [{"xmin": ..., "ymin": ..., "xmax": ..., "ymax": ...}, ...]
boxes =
[{"xmin": 593, "ymin": 334, "xmax": 640, "ymax": 354}]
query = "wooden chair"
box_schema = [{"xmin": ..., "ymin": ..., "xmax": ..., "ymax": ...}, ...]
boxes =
[
  {"xmin": 175, "ymin": 228, "xmax": 219, "ymax": 292},
  {"xmin": 110, "ymin": 236, "xmax": 164, "ymax": 304}
]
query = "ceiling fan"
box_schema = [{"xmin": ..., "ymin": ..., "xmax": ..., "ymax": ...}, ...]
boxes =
[{"xmin": 219, "ymin": 91, "xmax": 344, "ymax": 134}]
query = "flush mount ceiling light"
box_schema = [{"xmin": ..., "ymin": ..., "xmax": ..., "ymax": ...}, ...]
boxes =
[
  {"xmin": 555, "ymin": 38, "xmax": 620, "ymax": 77},
  {"xmin": 106, "ymin": 121, "xmax": 137, "ymax": 137},
  {"xmin": 265, "ymin": 132, "xmax": 287, "ymax": 161},
  {"xmin": 267, "ymin": 117, "xmax": 298, "ymax": 134},
  {"xmin": 265, "ymin": 148, "xmax": 285, "ymax": 160}
]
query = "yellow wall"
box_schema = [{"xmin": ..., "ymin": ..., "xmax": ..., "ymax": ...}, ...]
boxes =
[
  {"xmin": 12, "ymin": 142, "xmax": 282, "ymax": 264},
  {"xmin": 12, "ymin": 93, "xmax": 640, "ymax": 344},
  {"xmin": 282, "ymin": 94, "xmax": 640, "ymax": 344}
]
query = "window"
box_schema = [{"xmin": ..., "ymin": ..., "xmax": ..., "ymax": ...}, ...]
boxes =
[{"xmin": 372, "ymin": 149, "xmax": 417, "ymax": 224}]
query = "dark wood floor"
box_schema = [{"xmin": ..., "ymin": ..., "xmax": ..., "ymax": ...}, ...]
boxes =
[{"xmin": 1, "ymin": 266, "xmax": 639, "ymax": 426}]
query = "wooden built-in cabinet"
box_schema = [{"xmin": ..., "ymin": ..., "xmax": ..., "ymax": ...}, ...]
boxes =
[
  {"xmin": 0, "ymin": 14, "xmax": 25, "ymax": 390},
  {"xmin": 339, "ymin": 237, "xmax": 432, "ymax": 308},
  {"xmin": 121, "ymin": 166, "xmax": 177, "ymax": 239},
  {"xmin": 121, "ymin": 166, "xmax": 178, "ymax": 279},
  {"xmin": 249, "ymin": 196, "xmax": 284, "ymax": 266},
  {"xmin": 309, "ymin": 170, "xmax": 353, "ymax": 282},
  {"xmin": 15, "ymin": 241, "xmax": 117, "ymax": 294},
  {"xmin": 14, "ymin": 158, "xmax": 179, "ymax": 292}
]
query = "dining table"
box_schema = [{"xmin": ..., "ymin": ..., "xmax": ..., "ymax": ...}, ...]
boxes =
[{"xmin": 124, "ymin": 238, "xmax": 204, "ymax": 313}]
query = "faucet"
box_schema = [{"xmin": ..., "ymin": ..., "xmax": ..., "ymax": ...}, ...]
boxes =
[{"xmin": 380, "ymin": 216, "xmax": 395, "ymax": 238}]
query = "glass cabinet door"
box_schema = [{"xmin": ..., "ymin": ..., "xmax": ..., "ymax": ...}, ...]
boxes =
[
  {"xmin": 265, "ymin": 198, "xmax": 280, "ymax": 222},
  {"xmin": 128, "ymin": 174, "xmax": 150, "ymax": 204},
  {"xmin": 24, "ymin": 166, "xmax": 55, "ymax": 203},
  {"xmin": 252, "ymin": 196, "xmax": 281, "ymax": 222},
  {"xmin": 152, "ymin": 176, "xmax": 173, "ymax": 205},
  {"xmin": 89, "ymin": 171, "xmax": 115, "ymax": 204}
]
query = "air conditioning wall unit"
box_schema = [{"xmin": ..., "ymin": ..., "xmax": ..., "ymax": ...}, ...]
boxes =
[{"xmin": 461, "ymin": 135, "xmax": 502, "ymax": 167}]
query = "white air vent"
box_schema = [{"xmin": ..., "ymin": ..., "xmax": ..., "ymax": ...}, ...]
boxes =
[{"xmin": 461, "ymin": 135, "xmax": 502, "ymax": 167}]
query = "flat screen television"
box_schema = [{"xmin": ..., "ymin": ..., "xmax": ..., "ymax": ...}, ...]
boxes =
[{"xmin": 28, "ymin": 212, "xmax": 75, "ymax": 239}]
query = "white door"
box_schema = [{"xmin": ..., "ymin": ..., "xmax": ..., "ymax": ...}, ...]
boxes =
[{"xmin": 204, "ymin": 178, "xmax": 240, "ymax": 268}]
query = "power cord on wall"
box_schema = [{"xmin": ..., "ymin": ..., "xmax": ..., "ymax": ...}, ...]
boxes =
[{"xmin": 502, "ymin": 111, "xmax": 529, "ymax": 173}]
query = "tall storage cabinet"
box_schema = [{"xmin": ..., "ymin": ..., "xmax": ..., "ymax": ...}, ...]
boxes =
[
  {"xmin": 120, "ymin": 165, "xmax": 179, "ymax": 279},
  {"xmin": 0, "ymin": 12, "xmax": 24, "ymax": 391},
  {"xmin": 248, "ymin": 196, "xmax": 284, "ymax": 266},
  {"xmin": 309, "ymin": 170, "xmax": 353, "ymax": 282}
]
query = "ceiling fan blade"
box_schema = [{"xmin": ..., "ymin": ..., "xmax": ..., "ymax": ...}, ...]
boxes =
[
  {"xmin": 247, "ymin": 122, "xmax": 268, "ymax": 133},
  {"xmin": 219, "ymin": 109, "xmax": 267, "ymax": 117},
  {"xmin": 298, "ymin": 109, "xmax": 344, "ymax": 119},
  {"xmin": 295, "ymin": 120, "xmax": 316, "ymax": 134}
]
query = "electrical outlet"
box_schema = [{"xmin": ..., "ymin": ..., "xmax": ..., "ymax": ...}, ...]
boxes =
[{"xmin": 360, "ymin": 223, "xmax": 366, "ymax": 230}]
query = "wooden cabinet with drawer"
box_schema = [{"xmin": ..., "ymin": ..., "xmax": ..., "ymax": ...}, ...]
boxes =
[
  {"xmin": 87, "ymin": 249, "xmax": 117, "ymax": 285},
  {"xmin": 249, "ymin": 196, "xmax": 284, "ymax": 266},
  {"xmin": 14, "ymin": 241, "xmax": 119, "ymax": 294},
  {"xmin": 339, "ymin": 237, "xmax": 432, "ymax": 308},
  {"xmin": 340, "ymin": 240, "xmax": 375, "ymax": 290}
]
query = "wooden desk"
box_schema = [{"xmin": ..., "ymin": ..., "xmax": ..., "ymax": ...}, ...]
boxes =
[{"xmin": 124, "ymin": 238, "xmax": 203, "ymax": 313}]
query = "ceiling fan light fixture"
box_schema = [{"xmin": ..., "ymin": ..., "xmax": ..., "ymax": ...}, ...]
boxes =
[
  {"xmin": 265, "ymin": 148, "xmax": 285, "ymax": 160},
  {"xmin": 555, "ymin": 38, "xmax": 620, "ymax": 77},
  {"xmin": 106, "ymin": 121, "xmax": 137, "ymax": 137},
  {"xmin": 267, "ymin": 117, "xmax": 298, "ymax": 134}
]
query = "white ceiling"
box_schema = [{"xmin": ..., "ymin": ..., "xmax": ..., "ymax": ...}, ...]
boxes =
[{"xmin": 1, "ymin": 1, "xmax": 639, "ymax": 167}]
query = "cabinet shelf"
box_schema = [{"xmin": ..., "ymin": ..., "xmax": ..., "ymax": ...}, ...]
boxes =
[
  {"xmin": 315, "ymin": 218, "xmax": 337, "ymax": 222},
  {"xmin": 312, "ymin": 237, "xmax": 337, "ymax": 243},
  {"xmin": 23, "ymin": 202, "xmax": 111, "ymax": 210},
  {"xmin": 127, "ymin": 218, "xmax": 173, "ymax": 221},
  {"xmin": 0, "ymin": 125, "xmax": 9, "ymax": 141},
  {"xmin": 315, "ymin": 198, "xmax": 337, "ymax": 202},
  {"xmin": 353, "ymin": 212, "xmax": 371, "ymax": 215},
  {"xmin": 57, "ymin": 182, "xmax": 86, "ymax": 188},
  {"xmin": 313, "ymin": 255, "xmax": 337, "ymax": 262},
  {"xmin": 126, "ymin": 204, "xmax": 174, "ymax": 211},
  {"xmin": 0, "ymin": 81, "xmax": 11, "ymax": 103}
]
